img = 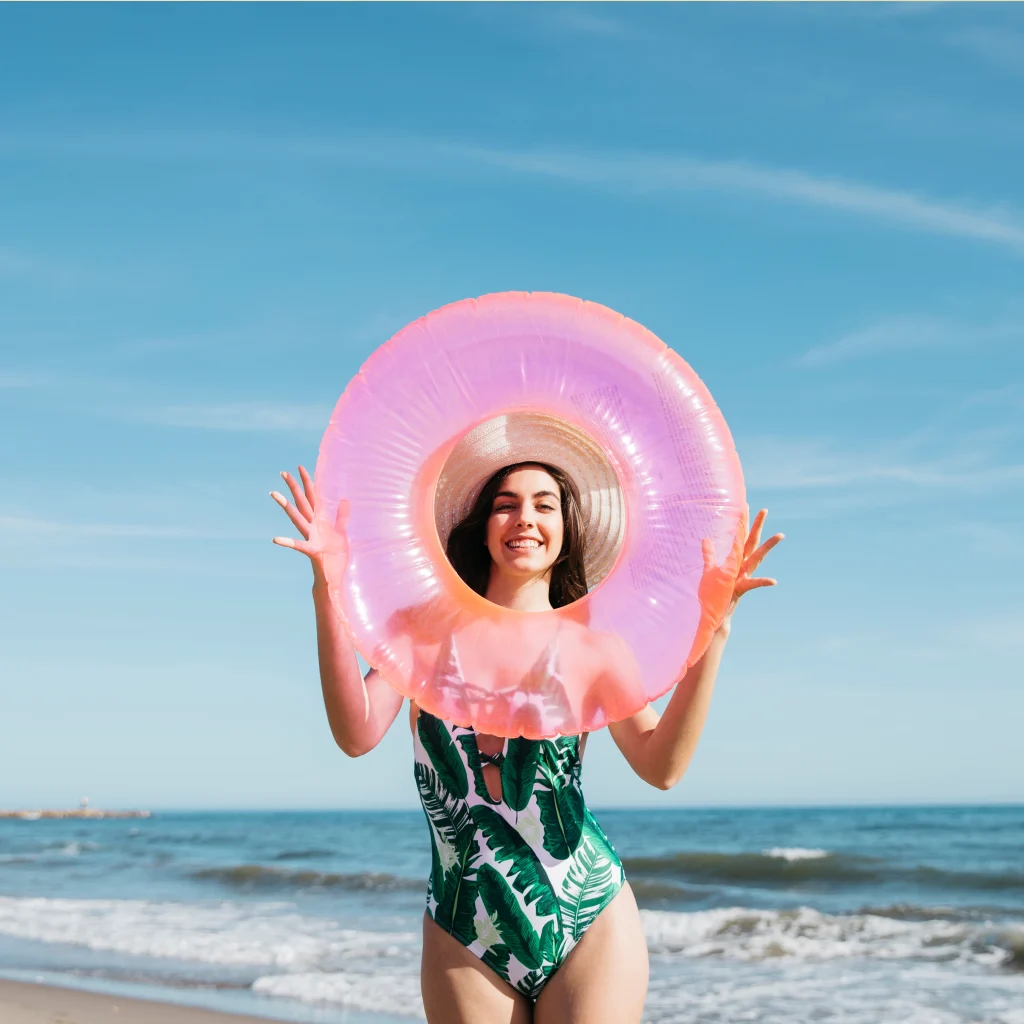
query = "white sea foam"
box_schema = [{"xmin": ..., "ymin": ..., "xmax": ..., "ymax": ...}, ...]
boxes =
[
  {"xmin": 641, "ymin": 906, "xmax": 1019, "ymax": 966},
  {"xmin": 2, "ymin": 896, "xmax": 1021, "ymax": 1023},
  {"xmin": 641, "ymin": 958, "xmax": 1024, "ymax": 1024},
  {"xmin": 1, "ymin": 896, "xmax": 1018, "ymax": 973},
  {"xmin": 253, "ymin": 971, "xmax": 424, "ymax": 1018},
  {"xmin": 0, "ymin": 897, "xmax": 417, "ymax": 970},
  {"xmin": 762, "ymin": 847, "xmax": 829, "ymax": 861}
]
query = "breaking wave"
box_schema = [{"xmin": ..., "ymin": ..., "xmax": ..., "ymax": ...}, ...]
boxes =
[
  {"xmin": 641, "ymin": 905, "xmax": 1023, "ymax": 967},
  {"xmin": 191, "ymin": 864, "xmax": 420, "ymax": 892},
  {"xmin": 0, "ymin": 896, "xmax": 417, "ymax": 970},
  {"xmin": 622, "ymin": 849, "xmax": 1024, "ymax": 891}
]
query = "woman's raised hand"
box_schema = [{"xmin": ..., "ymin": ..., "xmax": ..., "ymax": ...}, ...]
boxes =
[
  {"xmin": 695, "ymin": 507, "xmax": 783, "ymax": 637},
  {"xmin": 724, "ymin": 507, "xmax": 783, "ymax": 621},
  {"xmin": 271, "ymin": 465, "xmax": 322, "ymax": 568}
]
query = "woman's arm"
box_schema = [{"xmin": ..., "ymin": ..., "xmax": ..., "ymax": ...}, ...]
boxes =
[
  {"xmin": 310, "ymin": 573, "xmax": 404, "ymax": 757},
  {"xmin": 609, "ymin": 509, "xmax": 782, "ymax": 790},
  {"xmin": 608, "ymin": 625, "xmax": 730, "ymax": 790},
  {"xmin": 274, "ymin": 466, "xmax": 404, "ymax": 757}
]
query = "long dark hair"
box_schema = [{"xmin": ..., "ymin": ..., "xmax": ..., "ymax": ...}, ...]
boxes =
[{"xmin": 445, "ymin": 461, "xmax": 588, "ymax": 608}]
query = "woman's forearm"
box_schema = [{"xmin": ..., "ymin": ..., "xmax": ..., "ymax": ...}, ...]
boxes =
[
  {"xmin": 312, "ymin": 576, "xmax": 403, "ymax": 756},
  {"xmin": 630, "ymin": 618, "xmax": 729, "ymax": 786}
]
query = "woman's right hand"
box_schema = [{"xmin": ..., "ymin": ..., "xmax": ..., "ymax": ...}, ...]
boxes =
[{"xmin": 271, "ymin": 465, "xmax": 327, "ymax": 585}]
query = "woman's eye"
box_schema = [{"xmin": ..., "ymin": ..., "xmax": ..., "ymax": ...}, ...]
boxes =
[{"xmin": 537, "ymin": 504, "xmax": 556, "ymax": 513}]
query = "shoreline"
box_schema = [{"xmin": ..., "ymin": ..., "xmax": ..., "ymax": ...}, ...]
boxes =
[
  {"xmin": 0, "ymin": 979, "xmax": 284, "ymax": 1024},
  {"xmin": 0, "ymin": 976, "xmax": 415, "ymax": 1024}
]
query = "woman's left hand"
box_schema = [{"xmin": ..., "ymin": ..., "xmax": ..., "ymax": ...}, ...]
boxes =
[{"xmin": 720, "ymin": 508, "xmax": 783, "ymax": 630}]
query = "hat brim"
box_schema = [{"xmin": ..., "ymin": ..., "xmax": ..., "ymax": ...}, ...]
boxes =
[{"xmin": 433, "ymin": 412, "xmax": 625, "ymax": 588}]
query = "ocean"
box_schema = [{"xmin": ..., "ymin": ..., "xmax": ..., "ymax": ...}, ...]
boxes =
[{"xmin": 0, "ymin": 806, "xmax": 1021, "ymax": 1023}]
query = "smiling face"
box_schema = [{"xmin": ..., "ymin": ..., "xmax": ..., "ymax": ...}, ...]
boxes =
[{"xmin": 485, "ymin": 465, "xmax": 565, "ymax": 583}]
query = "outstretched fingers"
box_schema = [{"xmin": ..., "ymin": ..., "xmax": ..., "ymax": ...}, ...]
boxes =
[
  {"xmin": 736, "ymin": 575, "xmax": 776, "ymax": 595},
  {"xmin": 270, "ymin": 490, "xmax": 311, "ymax": 540},
  {"xmin": 744, "ymin": 508, "xmax": 767, "ymax": 560},
  {"xmin": 281, "ymin": 469, "xmax": 314, "ymax": 522},
  {"xmin": 743, "ymin": 531, "xmax": 784, "ymax": 575},
  {"xmin": 297, "ymin": 464, "xmax": 315, "ymax": 510},
  {"xmin": 272, "ymin": 535, "xmax": 318, "ymax": 558}
]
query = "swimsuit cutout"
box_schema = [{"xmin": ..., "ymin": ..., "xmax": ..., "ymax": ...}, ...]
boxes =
[{"xmin": 413, "ymin": 707, "xmax": 625, "ymax": 1000}]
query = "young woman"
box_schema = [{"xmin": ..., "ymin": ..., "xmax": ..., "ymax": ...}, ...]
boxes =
[{"xmin": 272, "ymin": 460, "xmax": 782, "ymax": 1024}]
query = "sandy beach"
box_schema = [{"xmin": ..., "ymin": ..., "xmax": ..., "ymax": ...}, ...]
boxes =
[{"xmin": 0, "ymin": 980, "xmax": 279, "ymax": 1024}]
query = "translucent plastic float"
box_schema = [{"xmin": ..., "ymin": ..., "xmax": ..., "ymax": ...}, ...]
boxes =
[{"xmin": 312, "ymin": 292, "xmax": 746, "ymax": 739}]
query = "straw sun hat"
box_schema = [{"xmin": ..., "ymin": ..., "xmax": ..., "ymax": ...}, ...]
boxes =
[{"xmin": 433, "ymin": 412, "xmax": 626, "ymax": 587}]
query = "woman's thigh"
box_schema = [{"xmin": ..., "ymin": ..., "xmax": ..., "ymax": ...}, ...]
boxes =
[
  {"xmin": 420, "ymin": 913, "xmax": 533, "ymax": 1024},
  {"xmin": 533, "ymin": 883, "xmax": 649, "ymax": 1024}
]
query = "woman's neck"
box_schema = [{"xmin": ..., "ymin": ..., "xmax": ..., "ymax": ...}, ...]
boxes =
[{"xmin": 484, "ymin": 571, "xmax": 553, "ymax": 612}]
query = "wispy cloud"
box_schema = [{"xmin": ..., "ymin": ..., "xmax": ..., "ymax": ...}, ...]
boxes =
[
  {"xmin": 461, "ymin": 145, "xmax": 1024, "ymax": 255},
  {"xmin": 952, "ymin": 27, "xmax": 1024, "ymax": 75},
  {"xmin": 0, "ymin": 516, "xmax": 226, "ymax": 540},
  {"xmin": 0, "ymin": 248, "xmax": 37, "ymax": 276},
  {"xmin": 0, "ymin": 360, "xmax": 332, "ymax": 431},
  {"xmin": 0, "ymin": 372, "xmax": 53, "ymax": 389},
  {"xmin": 0, "ymin": 245, "xmax": 119, "ymax": 288},
  {"xmin": 964, "ymin": 609, "xmax": 1024, "ymax": 652},
  {"xmin": 126, "ymin": 400, "xmax": 331, "ymax": 433},
  {"xmin": 467, "ymin": 2, "xmax": 654, "ymax": 43},
  {"xmin": 2, "ymin": 549, "xmax": 285, "ymax": 576},
  {"xmin": 945, "ymin": 521, "xmax": 1024, "ymax": 561},
  {"xmin": 538, "ymin": 7, "xmax": 651, "ymax": 41},
  {"xmin": 5, "ymin": 130, "xmax": 1024, "ymax": 255},
  {"xmin": 804, "ymin": 605, "xmax": 1024, "ymax": 665},
  {"xmin": 799, "ymin": 314, "xmax": 1024, "ymax": 366},
  {"xmin": 741, "ymin": 434, "xmax": 1024, "ymax": 496}
]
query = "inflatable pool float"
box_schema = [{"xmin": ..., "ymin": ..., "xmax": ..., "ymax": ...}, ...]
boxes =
[{"xmin": 312, "ymin": 292, "xmax": 746, "ymax": 738}]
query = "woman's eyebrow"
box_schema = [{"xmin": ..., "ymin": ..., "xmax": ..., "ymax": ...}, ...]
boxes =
[{"xmin": 493, "ymin": 489, "xmax": 559, "ymax": 501}]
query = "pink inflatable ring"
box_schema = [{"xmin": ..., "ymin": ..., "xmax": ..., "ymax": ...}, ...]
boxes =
[{"xmin": 312, "ymin": 292, "xmax": 746, "ymax": 739}]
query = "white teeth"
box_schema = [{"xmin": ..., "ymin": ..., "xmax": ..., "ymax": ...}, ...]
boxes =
[{"xmin": 506, "ymin": 539, "xmax": 541, "ymax": 549}]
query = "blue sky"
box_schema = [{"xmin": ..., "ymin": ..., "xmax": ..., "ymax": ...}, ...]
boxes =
[{"xmin": 1, "ymin": 4, "xmax": 1021, "ymax": 810}]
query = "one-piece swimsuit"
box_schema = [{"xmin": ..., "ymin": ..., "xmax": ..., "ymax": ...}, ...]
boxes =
[{"xmin": 413, "ymin": 708, "xmax": 625, "ymax": 1001}]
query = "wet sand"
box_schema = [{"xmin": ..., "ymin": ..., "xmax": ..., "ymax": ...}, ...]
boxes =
[{"xmin": 0, "ymin": 980, "xmax": 278, "ymax": 1024}]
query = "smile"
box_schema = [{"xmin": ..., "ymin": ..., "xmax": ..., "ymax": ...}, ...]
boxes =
[{"xmin": 505, "ymin": 539, "xmax": 542, "ymax": 549}]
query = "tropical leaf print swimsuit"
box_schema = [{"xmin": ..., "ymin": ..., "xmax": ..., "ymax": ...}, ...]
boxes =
[{"xmin": 413, "ymin": 709, "xmax": 625, "ymax": 1001}]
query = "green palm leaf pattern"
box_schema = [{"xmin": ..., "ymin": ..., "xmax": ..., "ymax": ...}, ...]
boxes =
[
  {"xmin": 558, "ymin": 827, "xmax": 617, "ymax": 941},
  {"xmin": 415, "ymin": 762, "xmax": 480, "ymax": 936},
  {"xmin": 470, "ymin": 805, "xmax": 559, "ymax": 917},
  {"xmin": 539, "ymin": 918, "xmax": 562, "ymax": 965},
  {"xmin": 535, "ymin": 771, "xmax": 585, "ymax": 860},
  {"xmin": 447, "ymin": 862, "xmax": 479, "ymax": 942},
  {"xmin": 427, "ymin": 834, "xmax": 445, "ymax": 907},
  {"xmin": 481, "ymin": 942, "xmax": 511, "ymax": 977},
  {"xmin": 417, "ymin": 714, "xmax": 468, "ymax": 799},
  {"xmin": 415, "ymin": 762, "xmax": 473, "ymax": 851},
  {"xmin": 476, "ymin": 863, "xmax": 544, "ymax": 970},
  {"xmin": 501, "ymin": 738, "xmax": 541, "ymax": 813},
  {"xmin": 515, "ymin": 970, "xmax": 544, "ymax": 999},
  {"xmin": 548, "ymin": 736, "xmax": 579, "ymax": 778},
  {"xmin": 518, "ymin": 920, "xmax": 562, "ymax": 999}
]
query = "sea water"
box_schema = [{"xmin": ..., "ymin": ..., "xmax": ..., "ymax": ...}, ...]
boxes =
[{"xmin": 0, "ymin": 807, "xmax": 1021, "ymax": 1023}]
